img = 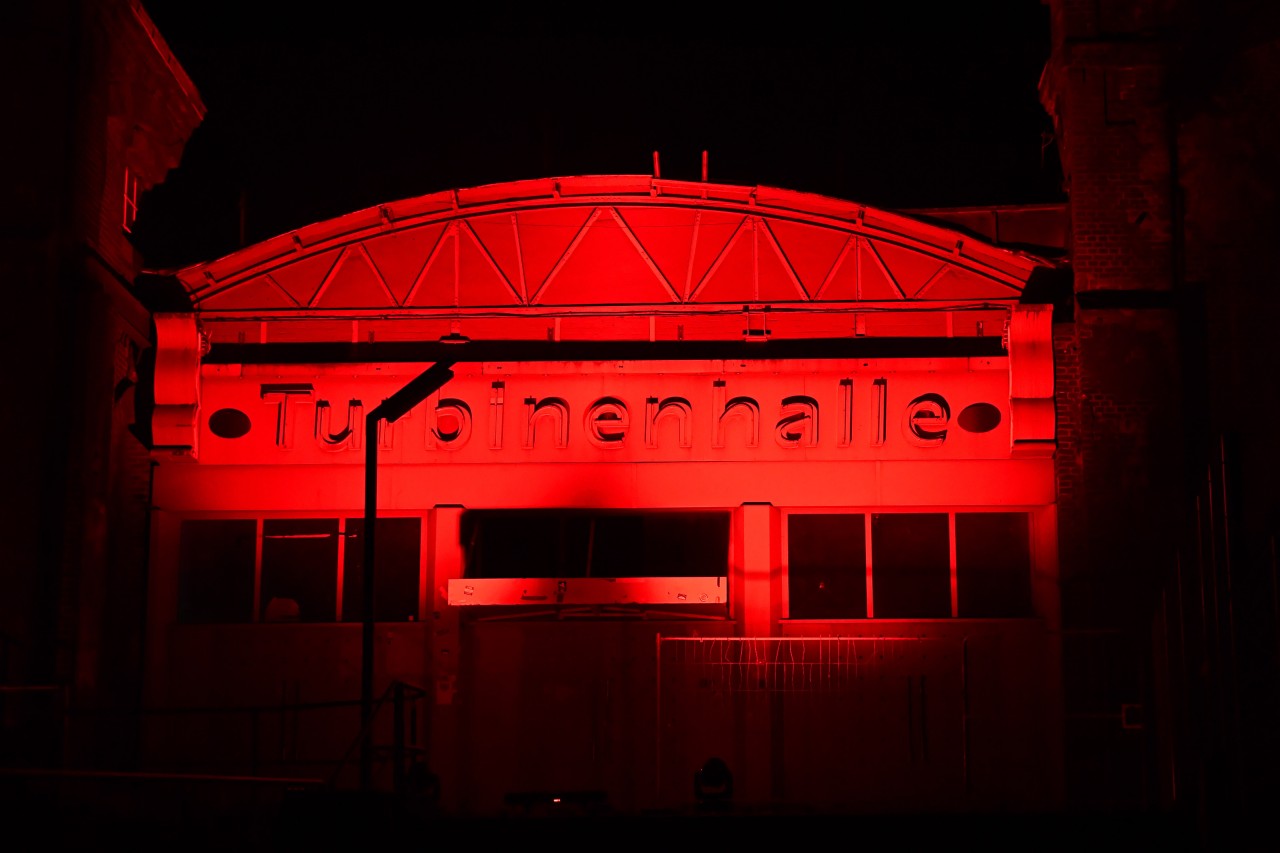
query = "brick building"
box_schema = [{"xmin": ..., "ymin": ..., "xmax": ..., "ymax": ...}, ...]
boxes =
[
  {"xmin": 0, "ymin": 0, "xmax": 204, "ymax": 769},
  {"xmin": 1038, "ymin": 0, "xmax": 1280, "ymax": 839}
]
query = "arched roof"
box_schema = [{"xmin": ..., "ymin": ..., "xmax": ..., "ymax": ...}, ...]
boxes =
[{"xmin": 172, "ymin": 175, "xmax": 1051, "ymax": 316}]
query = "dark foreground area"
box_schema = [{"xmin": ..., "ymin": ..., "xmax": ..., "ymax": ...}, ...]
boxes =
[{"xmin": 0, "ymin": 773, "xmax": 1230, "ymax": 851}]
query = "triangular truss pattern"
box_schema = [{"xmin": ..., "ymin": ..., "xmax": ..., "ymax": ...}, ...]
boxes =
[
  {"xmin": 253, "ymin": 248, "xmax": 343, "ymax": 308},
  {"xmin": 871, "ymin": 240, "xmax": 946, "ymax": 299},
  {"xmin": 311, "ymin": 244, "xmax": 397, "ymax": 308},
  {"xmin": 199, "ymin": 273, "xmax": 300, "ymax": 310},
  {"xmin": 769, "ymin": 219, "xmax": 851, "ymax": 299},
  {"xmin": 458, "ymin": 220, "xmax": 523, "ymax": 305},
  {"xmin": 514, "ymin": 207, "xmax": 595, "ymax": 302},
  {"xmin": 467, "ymin": 213, "xmax": 527, "ymax": 303},
  {"xmin": 402, "ymin": 223, "xmax": 458, "ymax": 307},
  {"xmin": 758, "ymin": 219, "xmax": 810, "ymax": 300},
  {"xmin": 916, "ymin": 265, "xmax": 1022, "ymax": 299},
  {"xmin": 531, "ymin": 207, "xmax": 679, "ymax": 305},
  {"xmin": 178, "ymin": 178, "xmax": 1044, "ymax": 311},
  {"xmin": 403, "ymin": 222, "xmax": 522, "ymax": 308},
  {"xmin": 362, "ymin": 223, "xmax": 448, "ymax": 306},
  {"xmin": 613, "ymin": 205, "xmax": 707, "ymax": 301},
  {"xmin": 688, "ymin": 216, "xmax": 752, "ymax": 303},
  {"xmin": 684, "ymin": 210, "xmax": 750, "ymax": 302},
  {"xmin": 690, "ymin": 217, "xmax": 810, "ymax": 304},
  {"xmin": 862, "ymin": 240, "xmax": 910, "ymax": 300},
  {"xmin": 811, "ymin": 235, "xmax": 858, "ymax": 300}
]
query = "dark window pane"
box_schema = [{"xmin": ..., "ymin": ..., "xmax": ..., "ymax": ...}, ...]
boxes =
[
  {"xmin": 594, "ymin": 513, "xmax": 729, "ymax": 577},
  {"xmin": 956, "ymin": 513, "xmax": 1032, "ymax": 617},
  {"xmin": 461, "ymin": 511, "xmax": 586, "ymax": 578},
  {"xmin": 589, "ymin": 514, "xmax": 645, "ymax": 576},
  {"xmin": 261, "ymin": 518, "xmax": 338, "ymax": 622},
  {"xmin": 787, "ymin": 514, "xmax": 867, "ymax": 619},
  {"xmin": 178, "ymin": 520, "xmax": 256, "ymax": 623},
  {"xmin": 871, "ymin": 513, "xmax": 951, "ymax": 618},
  {"xmin": 461, "ymin": 510, "xmax": 728, "ymax": 578},
  {"xmin": 343, "ymin": 517, "xmax": 422, "ymax": 622}
]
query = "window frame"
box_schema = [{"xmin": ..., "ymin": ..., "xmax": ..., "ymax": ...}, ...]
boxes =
[
  {"xmin": 781, "ymin": 506, "xmax": 1040, "ymax": 621},
  {"xmin": 448, "ymin": 507, "xmax": 734, "ymax": 611},
  {"xmin": 122, "ymin": 165, "xmax": 139, "ymax": 233},
  {"xmin": 173, "ymin": 511, "xmax": 425, "ymax": 625}
]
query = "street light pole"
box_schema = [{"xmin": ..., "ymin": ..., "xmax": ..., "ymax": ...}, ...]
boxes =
[{"xmin": 360, "ymin": 360, "xmax": 455, "ymax": 791}]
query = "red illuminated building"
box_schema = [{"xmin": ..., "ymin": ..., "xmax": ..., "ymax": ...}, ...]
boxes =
[
  {"xmin": 3, "ymin": 0, "xmax": 1277, "ymax": 845},
  {"xmin": 141, "ymin": 174, "xmax": 1063, "ymax": 815}
]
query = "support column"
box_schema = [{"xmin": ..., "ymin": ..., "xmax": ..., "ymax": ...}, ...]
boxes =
[
  {"xmin": 733, "ymin": 502, "xmax": 782, "ymax": 636},
  {"xmin": 732, "ymin": 502, "xmax": 782, "ymax": 807},
  {"xmin": 426, "ymin": 504, "xmax": 464, "ymax": 813}
]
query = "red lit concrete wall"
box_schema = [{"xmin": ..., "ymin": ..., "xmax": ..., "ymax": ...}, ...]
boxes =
[
  {"xmin": 129, "ymin": 161, "xmax": 1066, "ymax": 813},
  {"xmin": 141, "ymin": 346, "xmax": 1064, "ymax": 812}
]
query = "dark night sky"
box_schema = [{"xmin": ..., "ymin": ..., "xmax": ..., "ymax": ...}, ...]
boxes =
[{"xmin": 133, "ymin": 1, "xmax": 1065, "ymax": 272}]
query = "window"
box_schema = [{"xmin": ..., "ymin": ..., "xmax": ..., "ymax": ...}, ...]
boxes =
[
  {"xmin": 461, "ymin": 510, "xmax": 729, "ymax": 579},
  {"xmin": 122, "ymin": 166, "xmax": 139, "ymax": 233},
  {"xmin": 786, "ymin": 511, "xmax": 1034, "ymax": 620},
  {"xmin": 787, "ymin": 514, "xmax": 867, "ymax": 619},
  {"xmin": 871, "ymin": 513, "xmax": 951, "ymax": 619},
  {"xmin": 178, "ymin": 520, "xmax": 256, "ymax": 623},
  {"xmin": 1104, "ymin": 69, "xmax": 1138, "ymax": 125},
  {"xmin": 956, "ymin": 512, "xmax": 1032, "ymax": 617},
  {"xmin": 342, "ymin": 517, "xmax": 422, "ymax": 622},
  {"xmin": 261, "ymin": 518, "xmax": 339, "ymax": 623},
  {"xmin": 176, "ymin": 516, "xmax": 421, "ymax": 624}
]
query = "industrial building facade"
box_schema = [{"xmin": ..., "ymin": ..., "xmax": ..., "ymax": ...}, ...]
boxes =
[
  {"xmin": 6, "ymin": 0, "xmax": 1277, "ymax": 839},
  {"xmin": 135, "ymin": 178, "xmax": 1065, "ymax": 815}
]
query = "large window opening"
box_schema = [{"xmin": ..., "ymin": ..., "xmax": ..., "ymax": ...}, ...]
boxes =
[
  {"xmin": 786, "ymin": 511, "xmax": 1034, "ymax": 620},
  {"xmin": 176, "ymin": 516, "xmax": 421, "ymax": 624},
  {"xmin": 461, "ymin": 509, "xmax": 730, "ymax": 579}
]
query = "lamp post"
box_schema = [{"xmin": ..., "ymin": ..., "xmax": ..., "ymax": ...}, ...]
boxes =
[{"xmin": 361, "ymin": 360, "xmax": 455, "ymax": 791}]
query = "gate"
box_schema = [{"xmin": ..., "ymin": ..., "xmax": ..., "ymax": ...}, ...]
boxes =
[{"xmin": 654, "ymin": 635, "xmax": 969, "ymax": 814}]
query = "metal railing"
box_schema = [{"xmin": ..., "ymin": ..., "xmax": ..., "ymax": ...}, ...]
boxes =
[
  {"xmin": 330, "ymin": 679, "xmax": 431, "ymax": 795},
  {"xmin": 1, "ymin": 678, "xmax": 431, "ymax": 797}
]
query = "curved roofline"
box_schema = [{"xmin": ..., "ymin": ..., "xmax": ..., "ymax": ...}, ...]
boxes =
[{"xmin": 169, "ymin": 175, "xmax": 1052, "ymax": 295}]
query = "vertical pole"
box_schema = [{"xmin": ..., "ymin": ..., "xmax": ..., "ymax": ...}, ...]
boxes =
[
  {"xmin": 393, "ymin": 681, "xmax": 406, "ymax": 796},
  {"xmin": 360, "ymin": 360, "xmax": 455, "ymax": 792},
  {"xmin": 361, "ymin": 410, "xmax": 378, "ymax": 791},
  {"xmin": 654, "ymin": 632, "xmax": 661, "ymax": 806}
]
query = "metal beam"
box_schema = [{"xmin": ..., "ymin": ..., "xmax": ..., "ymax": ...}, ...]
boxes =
[{"xmin": 205, "ymin": 337, "xmax": 1007, "ymax": 365}]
